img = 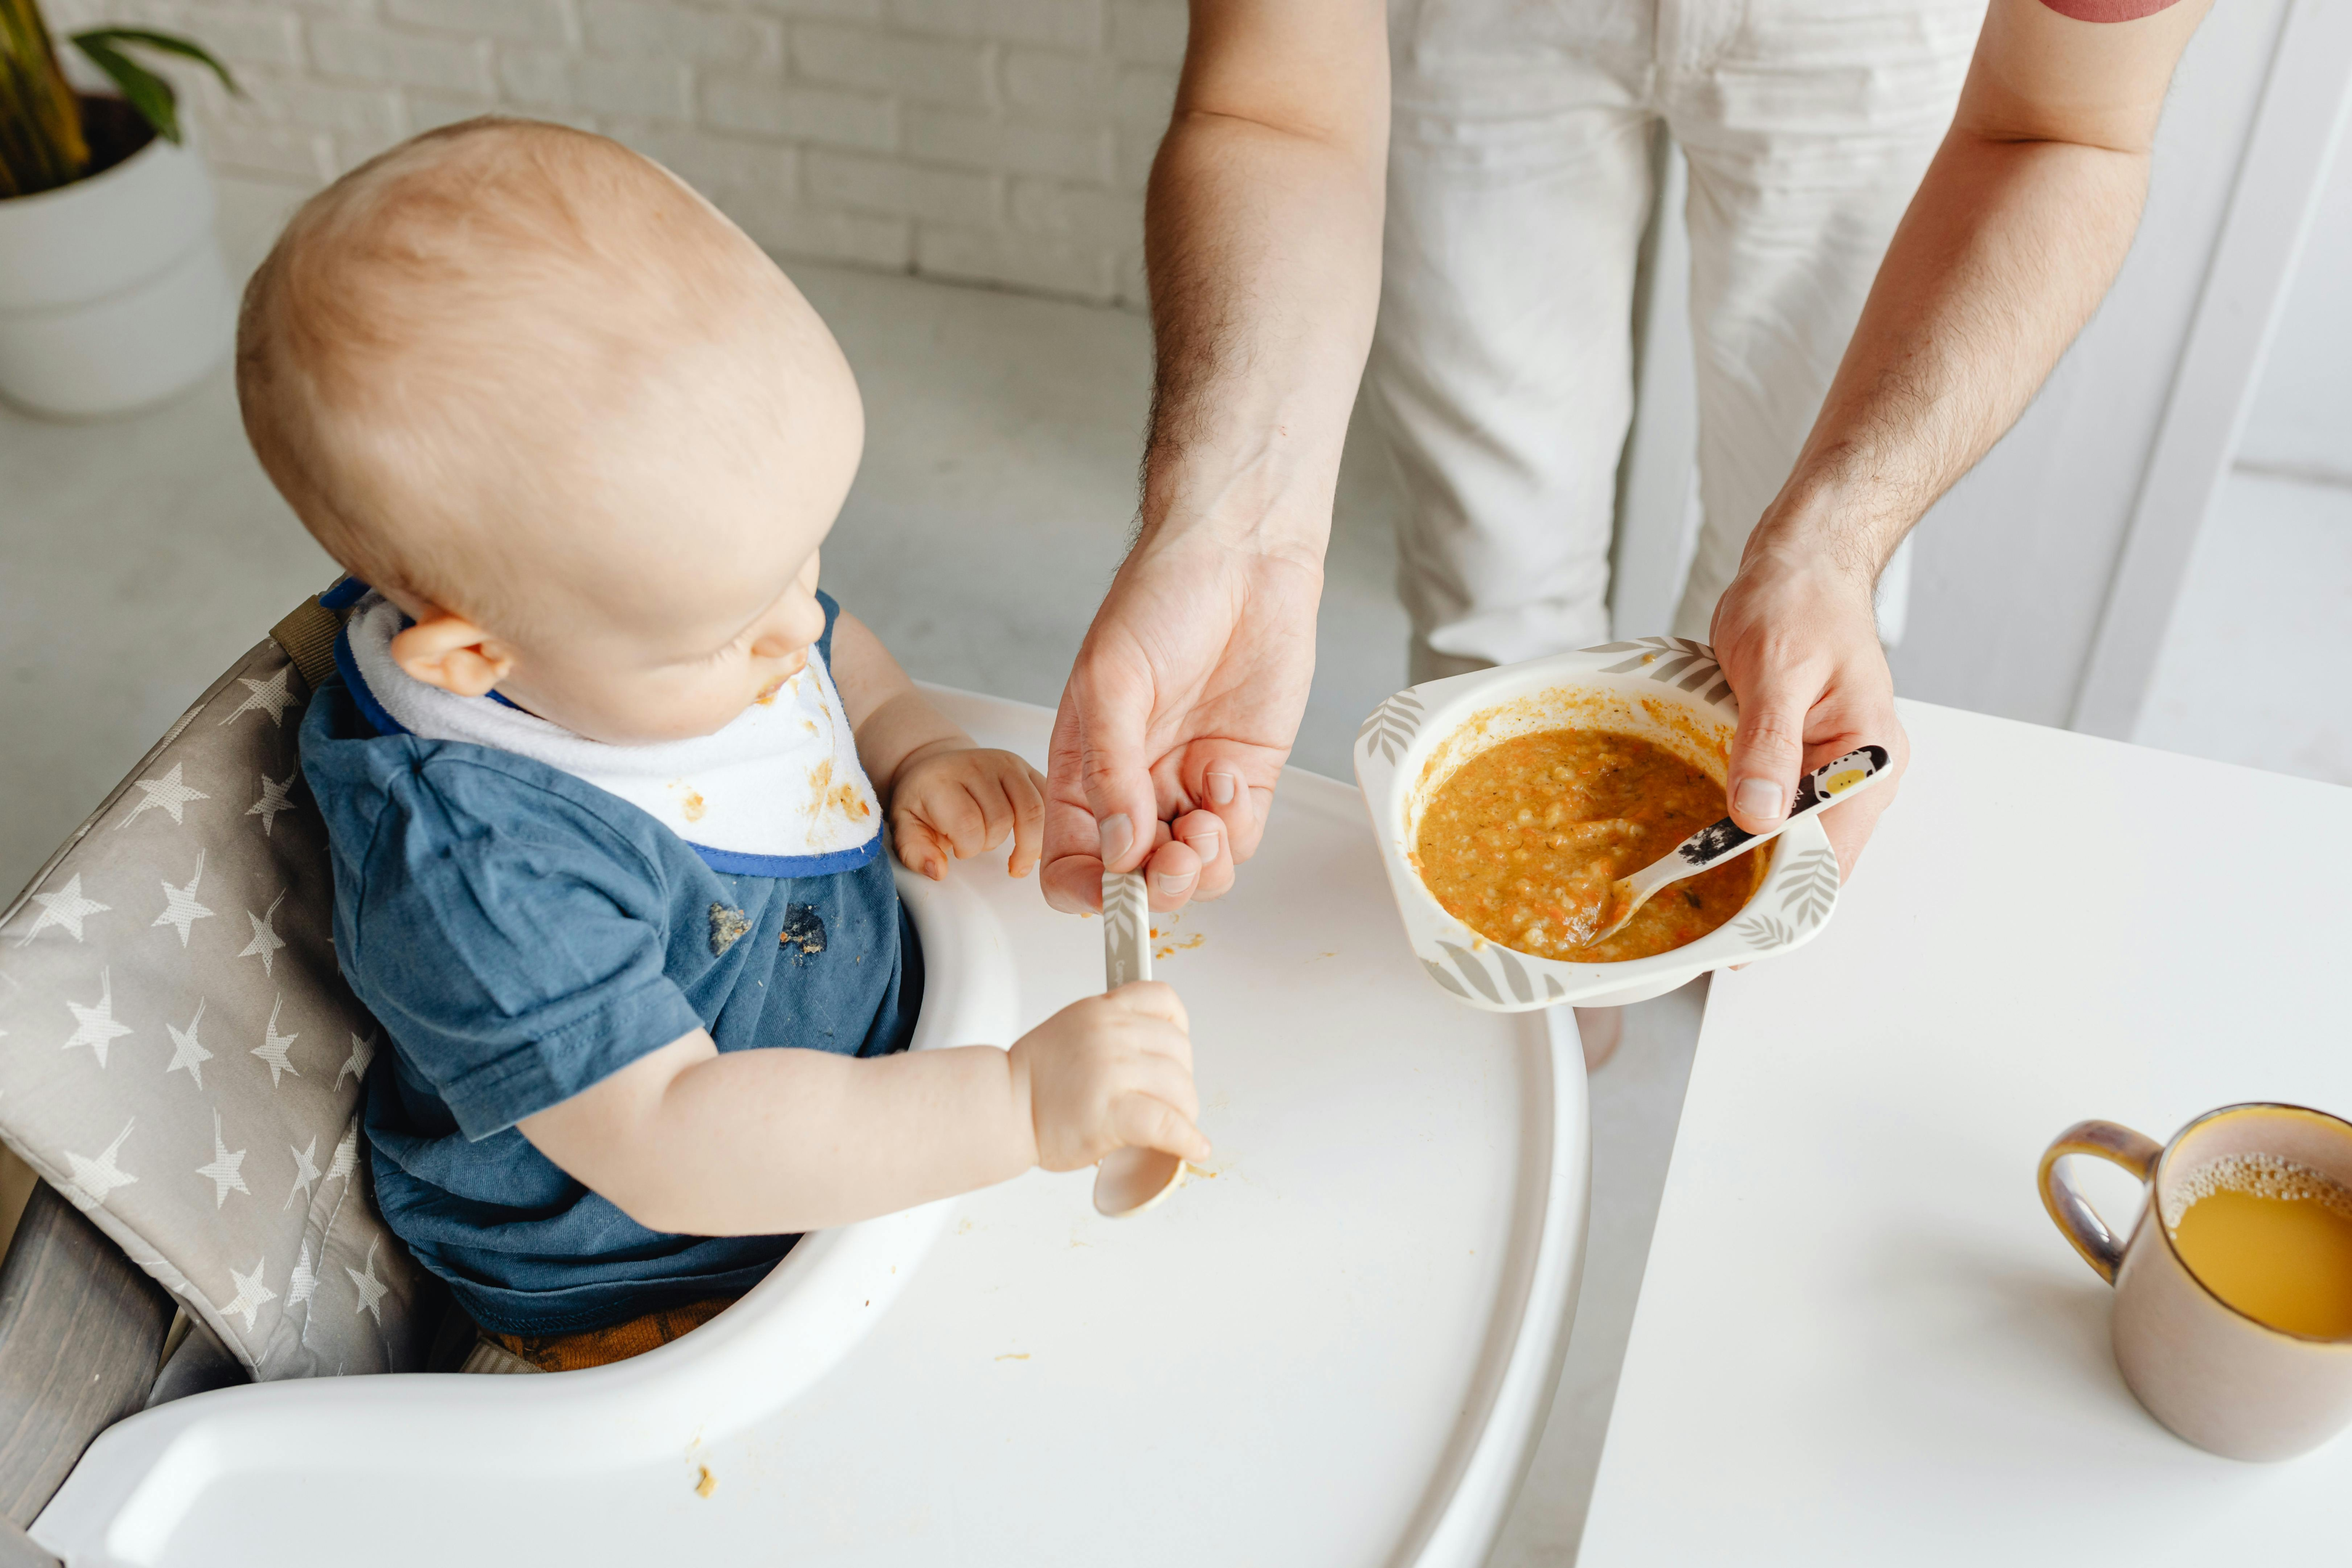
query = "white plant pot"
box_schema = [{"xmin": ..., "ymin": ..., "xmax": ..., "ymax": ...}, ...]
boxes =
[{"xmin": 0, "ymin": 128, "xmax": 235, "ymax": 419}]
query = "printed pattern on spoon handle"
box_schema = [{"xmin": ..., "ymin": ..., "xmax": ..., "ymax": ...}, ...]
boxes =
[
  {"xmin": 1093, "ymin": 872, "xmax": 1183, "ymax": 1219},
  {"xmin": 1102, "ymin": 871, "xmax": 1152, "ymax": 989},
  {"xmin": 1673, "ymin": 746, "xmax": 1892, "ymax": 870}
]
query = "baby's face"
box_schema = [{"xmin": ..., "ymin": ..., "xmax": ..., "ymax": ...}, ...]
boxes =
[{"xmin": 496, "ymin": 541, "xmax": 834, "ymax": 746}]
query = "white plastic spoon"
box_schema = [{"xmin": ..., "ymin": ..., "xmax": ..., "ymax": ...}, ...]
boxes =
[
  {"xmin": 1576, "ymin": 744, "xmax": 1892, "ymax": 949},
  {"xmin": 1092, "ymin": 870, "xmax": 1187, "ymax": 1217}
]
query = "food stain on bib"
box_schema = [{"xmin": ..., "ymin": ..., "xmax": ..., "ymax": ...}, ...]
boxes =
[
  {"xmin": 807, "ymin": 757, "xmax": 873, "ymax": 822},
  {"xmin": 754, "ymin": 669, "xmax": 806, "ymax": 707}
]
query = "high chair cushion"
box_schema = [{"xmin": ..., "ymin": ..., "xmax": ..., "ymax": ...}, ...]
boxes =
[{"xmin": 0, "ymin": 616, "xmax": 431, "ymax": 1379}]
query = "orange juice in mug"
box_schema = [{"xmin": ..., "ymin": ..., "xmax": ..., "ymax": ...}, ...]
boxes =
[
  {"xmin": 2039, "ymin": 1102, "xmax": 2352, "ymax": 1461},
  {"xmin": 2168, "ymin": 1153, "xmax": 2352, "ymax": 1341}
]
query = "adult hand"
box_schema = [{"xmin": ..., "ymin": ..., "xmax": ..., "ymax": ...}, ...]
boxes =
[
  {"xmin": 1709, "ymin": 542, "xmax": 1910, "ymax": 878},
  {"xmin": 1043, "ymin": 529, "xmax": 1323, "ymax": 913}
]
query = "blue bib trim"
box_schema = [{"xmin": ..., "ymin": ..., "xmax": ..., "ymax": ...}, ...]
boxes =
[{"xmin": 692, "ymin": 838, "xmax": 881, "ymax": 878}]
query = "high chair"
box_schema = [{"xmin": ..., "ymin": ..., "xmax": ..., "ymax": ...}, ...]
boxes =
[{"xmin": 0, "ymin": 593, "xmax": 1588, "ymax": 1567}]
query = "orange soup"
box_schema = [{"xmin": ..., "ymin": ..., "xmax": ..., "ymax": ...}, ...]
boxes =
[{"xmin": 1411, "ymin": 728, "xmax": 1765, "ymax": 963}]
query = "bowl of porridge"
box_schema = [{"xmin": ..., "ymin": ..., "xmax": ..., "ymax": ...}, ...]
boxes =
[{"xmin": 1353, "ymin": 639, "xmax": 1845, "ymax": 1012}]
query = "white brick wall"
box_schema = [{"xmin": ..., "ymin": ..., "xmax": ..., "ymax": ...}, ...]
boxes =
[{"xmin": 46, "ymin": 0, "xmax": 1185, "ymax": 306}]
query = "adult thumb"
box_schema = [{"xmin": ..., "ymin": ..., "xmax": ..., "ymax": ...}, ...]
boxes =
[{"xmin": 1725, "ymin": 668, "xmax": 1816, "ymax": 836}]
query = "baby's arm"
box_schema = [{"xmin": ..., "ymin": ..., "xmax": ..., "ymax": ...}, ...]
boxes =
[
  {"xmin": 826, "ymin": 611, "xmax": 971, "ymax": 791},
  {"xmin": 517, "ymin": 983, "xmax": 1206, "ymax": 1235},
  {"xmin": 826, "ymin": 611, "xmax": 1046, "ymax": 878}
]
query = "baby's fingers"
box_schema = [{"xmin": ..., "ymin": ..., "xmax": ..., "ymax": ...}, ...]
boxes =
[
  {"xmin": 926, "ymin": 786, "xmax": 992, "ymax": 860},
  {"xmin": 1106, "ymin": 979, "xmax": 1189, "ymax": 1037},
  {"xmin": 1110, "ymin": 1092, "xmax": 1211, "ymax": 1162},
  {"xmin": 1004, "ymin": 764, "xmax": 1046, "ymax": 879},
  {"xmin": 1119, "ymin": 1032, "xmax": 1200, "ymax": 1121},
  {"xmin": 893, "ymin": 814, "xmax": 950, "ymax": 881},
  {"xmin": 951, "ymin": 775, "xmax": 1012, "ymax": 855}
]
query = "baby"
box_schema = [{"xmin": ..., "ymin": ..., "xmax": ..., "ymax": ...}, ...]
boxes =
[{"xmin": 236, "ymin": 118, "xmax": 1208, "ymax": 1370}]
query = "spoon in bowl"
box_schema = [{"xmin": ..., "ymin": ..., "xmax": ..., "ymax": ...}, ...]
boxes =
[
  {"xmin": 1092, "ymin": 870, "xmax": 1188, "ymax": 1217},
  {"xmin": 1574, "ymin": 745, "xmax": 1892, "ymax": 950}
]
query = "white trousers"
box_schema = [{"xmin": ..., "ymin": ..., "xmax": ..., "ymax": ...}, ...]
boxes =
[{"xmin": 1365, "ymin": 0, "xmax": 1986, "ymax": 677}]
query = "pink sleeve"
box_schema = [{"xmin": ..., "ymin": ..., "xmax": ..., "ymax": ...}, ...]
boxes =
[{"xmin": 2037, "ymin": 0, "xmax": 2184, "ymax": 19}]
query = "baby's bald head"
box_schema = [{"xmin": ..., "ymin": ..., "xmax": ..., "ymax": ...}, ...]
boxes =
[{"xmin": 237, "ymin": 117, "xmax": 860, "ymax": 650}]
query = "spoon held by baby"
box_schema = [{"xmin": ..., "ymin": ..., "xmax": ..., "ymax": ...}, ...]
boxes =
[
  {"xmin": 1575, "ymin": 745, "xmax": 1891, "ymax": 949},
  {"xmin": 1092, "ymin": 870, "xmax": 1187, "ymax": 1217}
]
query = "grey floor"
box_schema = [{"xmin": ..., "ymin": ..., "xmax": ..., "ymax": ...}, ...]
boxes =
[{"xmin": 3, "ymin": 169, "xmax": 2338, "ymax": 1563}]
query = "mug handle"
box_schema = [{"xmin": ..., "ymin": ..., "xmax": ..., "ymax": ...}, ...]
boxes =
[{"xmin": 2038, "ymin": 1119, "xmax": 2164, "ymax": 1283}]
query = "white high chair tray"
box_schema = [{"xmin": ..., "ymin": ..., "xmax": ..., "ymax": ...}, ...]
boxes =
[{"xmin": 36, "ymin": 688, "xmax": 1588, "ymax": 1568}]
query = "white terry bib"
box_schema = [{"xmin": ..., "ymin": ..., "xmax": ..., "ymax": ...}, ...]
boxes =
[{"xmin": 338, "ymin": 591, "xmax": 883, "ymax": 878}]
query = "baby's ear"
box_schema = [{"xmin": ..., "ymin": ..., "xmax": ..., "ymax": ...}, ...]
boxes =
[{"xmin": 390, "ymin": 612, "xmax": 515, "ymax": 698}]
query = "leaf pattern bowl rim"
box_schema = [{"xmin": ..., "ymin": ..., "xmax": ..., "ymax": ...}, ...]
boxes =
[{"xmin": 1352, "ymin": 640, "xmax": 1841, "ymax": 1013}]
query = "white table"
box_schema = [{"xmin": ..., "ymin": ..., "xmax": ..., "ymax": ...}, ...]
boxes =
[
  {"xmin": 1577, "ymin": 700, "xmax": 2352, "ymax": 1563},
  {"xmin": 38, "ymin": 690, "xmax": 1586, "ymax": 1568}
]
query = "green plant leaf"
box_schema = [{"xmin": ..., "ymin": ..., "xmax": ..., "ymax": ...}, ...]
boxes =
[
  {"xmin": 73, "ymin": 28, "xmax": 241, "ymax": 96},
  {"xmin": 68, "ymin": 35, "xmax": 178, "ymax": 143},
  {"xmin": 68, "ymin": 28, "xmax": 245, "ymax": 147}
]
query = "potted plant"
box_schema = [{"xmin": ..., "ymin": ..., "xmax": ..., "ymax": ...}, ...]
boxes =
[{"xmin": 0, "ymin": 1, "xmax": 240, "ymax": 417}]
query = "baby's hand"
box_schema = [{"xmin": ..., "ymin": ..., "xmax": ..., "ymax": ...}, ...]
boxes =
[
  {"xmin": 891, "ymin": 746, "xmax": 1046, "ymax": 880},
  {"xmin": 1010, "ymin": 982, "xmax": 1208, "ymax": 1172}
]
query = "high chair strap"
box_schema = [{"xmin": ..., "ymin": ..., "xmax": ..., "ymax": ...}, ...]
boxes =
[{"xmin": 269, "ymin": 592, "xmax": 344, "ymax": 691}]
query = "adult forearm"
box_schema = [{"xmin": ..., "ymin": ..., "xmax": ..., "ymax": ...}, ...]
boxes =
[
  {"xmin": 1706, "ymin": 0, "xmax": 2205, "ymax": 862},
  {"xmin": 1037, "ymin": 0, "xmax": 1387, "ymax": 910},
  {"xmin": 1139, "ymin": 104, "xmax": 1385, "ymax": 564},
  {"xmin": 604, "ymin": 1044, "xmax": 1032, "ymax": 1236},
  {"xmin": 1755, "ymin": 128, "xmax": 2148, "ymax": 574}
]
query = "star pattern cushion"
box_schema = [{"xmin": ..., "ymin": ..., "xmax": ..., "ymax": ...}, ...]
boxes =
[{"xmin": 0, "ymin": 631, "xmax": 430, "ymax": 1378}]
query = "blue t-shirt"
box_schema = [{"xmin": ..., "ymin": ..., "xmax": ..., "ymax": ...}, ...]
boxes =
[{"xmin": 299, "ymin": 598, "xmax": 921, "ymax": 1336}]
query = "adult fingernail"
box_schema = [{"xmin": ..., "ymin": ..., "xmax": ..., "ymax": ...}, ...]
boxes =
[
  {"xmin": 1206, "ymin": 770, "xmax": 1236, "ymax": 807},
  {"xmin": 1185, "ymin": 822, "xmax": 1220, "ymax": 858},
  {"xmin": 1151, "ymin": 868, "xmax": 1193, "ymax": 896},
  {"xmin": 1099, "ymin": 813, "xmax": 1133, "ymax": 865},
  {"xmin": 1734, "ymin": 779, "xmax": 1783, "ymax": 821}
]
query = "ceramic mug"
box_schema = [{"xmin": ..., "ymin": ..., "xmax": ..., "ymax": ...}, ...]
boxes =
[{"xmin": 2038, "ymin": 1103, "xmax": 2352, "ymax": 1461}]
